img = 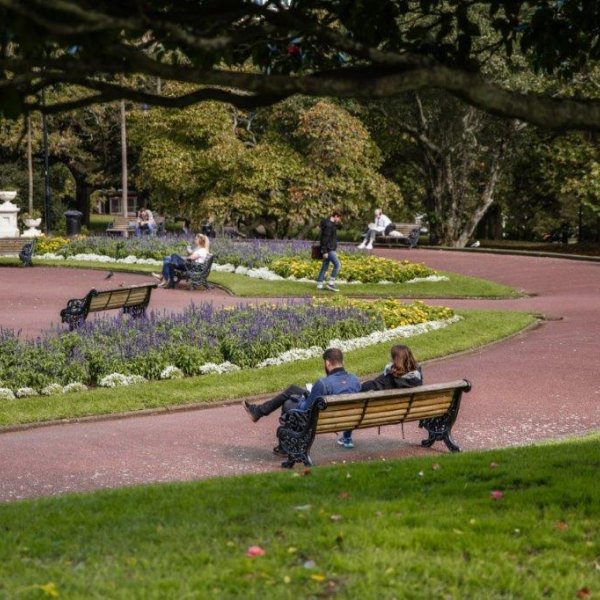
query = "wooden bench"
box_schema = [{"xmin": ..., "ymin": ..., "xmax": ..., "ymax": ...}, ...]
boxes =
[
  {"xmin": 106, "ymin": 216, "xmax": 165, "ymax": 237},
  {"xmin": 374, "ymin": 223, "xmax": 421, "ymax": 248},
  {"xmin": 276, "ymin": 379, "xmax": 471, "ymax": 467},
  {"xmin": 0, "ymin": 237, "xmax": 36, "ymax": 266},
  {"xmin": 171, "ymin": 254, "xmax": 215, "ymax": 290},
  {"xmin": 60, "ymin": 283, "xmax": 157, "ymax": 330}
]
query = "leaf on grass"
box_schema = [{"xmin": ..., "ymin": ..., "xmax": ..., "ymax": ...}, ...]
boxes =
[
  {"xmin": 432, "ymin": 463, "xmax": 441, "ymax": 470},
  {"xmin": 554, "ymin": 521, "xmax": 569, "ymax": 531},
  {"xmin": 39, "ymin": 583, "xmax": 59, "ymax": 598},
  {"xmin": 311, "ymin": 574, "xmax": 326, "ymax": 582},
  {"xmin": 287, "ymin": 546, "xmax": 297, "ymax": 554},
  {"xmin": 490, "ymin": 490, "xmax": 504, "ymax": 500},
  {"xmin": 417, "ymin": 471, "xmax": 424, "ymax": 477},
  {"xmin": 294, "ymin": 504, "xmax": 312, "ymax": 511},
  {"xmin": 576, "ymin": 587, "xmax": 591, "ymax": 599},
  {"xmin": 490, "ymin": 462, "xmax": 498, "ymax": 468},
  {"xmin": 302, "ymin": 468, "xmax": 312, "ymax": 476},
  {"xmin": 246, "ymin": 545, "xmax": 265, "ymax": 557},
  {"xmin": 338, "ymin": 492, "xmax": 350, "ymax": 499},
  {"xmin": 452, "ymin": 528, "xmax": 464, "ymax": 535},
  {"xmin": 330, "ymin": 514, "xmax": 343, "ymax": 522},
  {"xmin": 283, "ymin": 575, "xmax": 291, "ymax": 584}
]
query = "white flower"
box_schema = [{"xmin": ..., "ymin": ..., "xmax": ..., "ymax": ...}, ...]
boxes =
[
  {"xmin": 62, "ymin": 382, "xmax": 88, "ymax": 394},
  {"xmin": 0, "ymin": 388, "xmax": 16, "ymax": 400},
  {"xmin": 15, "ymin": 387, "xmax": 39, "ymax": 398},
  {"xmin": 405, "ymin": 275, "xmax": 450, "ymax": 284},
  {"xmin": 38, "ymin": 252, "xmax": 65, "ymax": 260},
  {"xmin": 98, "ymin": 373, "xmax": 147, "ymax": 387},
  {"xmin": 160, "ymin": 366, "xmax": 184, "ymax": 380},
  {"xmin": 212, "ymin": 263, "xmax": 236, "ymax": 272},
  {"xmin": 41, "ymin": 383, "xmax": 64, "ymax": 396},
  {"xmin": 199, "ymin": 361, "xmax": 241, "ymax": 374},
  {"xmin": 256, "ymin": 346, "xmax": 323, "ymax": 368}
]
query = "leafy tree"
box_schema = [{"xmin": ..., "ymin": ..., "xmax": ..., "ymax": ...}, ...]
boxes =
[{"xmin": 1, "ymin": 1, "xmax": 600, "ymax": 130}]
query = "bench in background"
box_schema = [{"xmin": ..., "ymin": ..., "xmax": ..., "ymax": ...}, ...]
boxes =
[
  {"xmin": 0, "ymin": 238, "xmax": 36, "ymax": 266},
  {"xmin": 60, "ymin": 283, "xmax": 157, "ymax": 330},
  {"xmin": 374, "ymin": 223, "xmax": 421, "ymax": 248},
  {"xmin": 106, "ymin": 216, "xmax": 165, "ymax": 237},
  {"xmin": 277, "ymin": 379, "xmax": 471, "ymax": 467}
]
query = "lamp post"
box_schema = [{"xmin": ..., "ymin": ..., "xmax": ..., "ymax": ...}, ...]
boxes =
[{"xmin": 41, "ymin": 89, "xmax": 51, "ymax": 234}]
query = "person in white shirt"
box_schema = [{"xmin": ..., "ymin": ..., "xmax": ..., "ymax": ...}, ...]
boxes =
[
  {"xmin": 152, "ymin": 233, "xmax": 210, "ymax": 288},
  {"xmin": 135, "ymin": 208, "xmax": 156, "ymax": 236},
  {"xmin": 357, "ymin": 209, "xmax": 392, "ymax": 249}
]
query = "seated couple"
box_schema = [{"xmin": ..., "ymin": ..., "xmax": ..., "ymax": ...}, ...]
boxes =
[
  {"xmin": 152, "ymin": 233, "xmax": 210, "ymax": 289},
  {"xmin": 244, "ymin": 344, "xmax": 422, "ymax": 453}
]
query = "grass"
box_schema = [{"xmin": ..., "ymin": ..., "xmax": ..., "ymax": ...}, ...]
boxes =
[
  {"xmin": 0, "ymin": 258, "xmax": 521, "ymax": 298},
  {"xmin": 0, "ymin": 433, "xmax": 597, "ymax": 598},
  {"xmin": 0, "ymin": 310, "xmax": 536, "ymax": 428}
]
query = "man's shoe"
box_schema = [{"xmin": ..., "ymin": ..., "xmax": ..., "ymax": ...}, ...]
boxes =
[
  {"xmin": 365, "ymin": 243, "xmax": 373, "ymax": 250},
  {"xmin": 157, "ymin": 281, "xmax": 168, "ymax": 288},
  {"xmin": 337, "ymin": 436, "xmax": 354, "ymax": 449},
  {"xmin": 326, "ymin": 283, "xmax": 340, "ymax": 292},
  {"xmin": 151, "ymin": 272, "xmax": 162, "ymax": 281},
  {"xmin": 243, "ymin": 400, "xmax": 260, "ymax": 423},
  {"xmin": 273, "ymin": 445, "xmax": 287, "ymax": 456},
  {"xmin": 316, "ymin": 283, "xmax": 324, "ymax": 290},
  {"xmin": 357, "ymin": 242, "xmax": 366, "ymax": 249}
]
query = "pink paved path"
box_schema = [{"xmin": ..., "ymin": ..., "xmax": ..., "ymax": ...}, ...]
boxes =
[{"xmin": 0, "ymin": 250, "xmax": 599, "ymax": 502}]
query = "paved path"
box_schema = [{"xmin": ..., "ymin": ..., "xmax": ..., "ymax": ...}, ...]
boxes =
[{"xmin": 0, "ymin": 250, "xmax": 598, "ymax": 502}]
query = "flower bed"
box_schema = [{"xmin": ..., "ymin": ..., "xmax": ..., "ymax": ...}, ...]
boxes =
[
  {"xmin": 271, "ymin": 255, "xmax": 436, "ymax": 284},
  {"xmin": 0, "ymin": 299, "xmax": 456, "ymax": 396}
]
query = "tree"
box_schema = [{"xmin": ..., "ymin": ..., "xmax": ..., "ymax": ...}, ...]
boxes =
[
  {"xmin": 1, "ymin": 1, "xmax": 600, "ymax": 130},
  {"xmin": 129, "ymin": 89, "xmax": 401, "ymax": 235}
]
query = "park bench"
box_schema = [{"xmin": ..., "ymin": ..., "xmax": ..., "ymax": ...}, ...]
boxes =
[
  {"xmin": 276, "ymin": 379, "xmax": 471, "ymax": 468},
  {"xmin": 0, "ymin": 237, "xmax": 36, "ymax": 266},
  {"xmin": 373, "ymin": 223, "xmax": 421, "ymax": 248},
  {"xmin": 106, "ymin": 215, "xmax": 165, "ymax": 237},
  {"xmin": 171, "ymin": 254, "xmax": 215, "ymax": 290},
  {"xmin": 60, "ymin": 283, "xmax": 157, "ymax": 330}
]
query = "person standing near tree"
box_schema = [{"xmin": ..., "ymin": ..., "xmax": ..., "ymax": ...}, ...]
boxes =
[{"xmin": 316, "ymin": 209, "xmax": 343, "ymax": 292}]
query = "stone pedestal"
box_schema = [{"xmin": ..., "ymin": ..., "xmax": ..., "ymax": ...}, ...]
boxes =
[{"xmin": 0, "ymin": 191, "xmax": 20, "ymax": 238}]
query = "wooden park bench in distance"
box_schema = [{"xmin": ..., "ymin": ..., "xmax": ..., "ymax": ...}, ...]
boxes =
[
  {"xmin": 106, "ymin": 216, "xmax": 165, "ymax": 237},
  {"xmin": 373, "ymin": 223, "xmax": 421, "ymax": 248},
  {"xmin": 0, "ymin": 237, "xmax": 36, "ymax": 266},
  {"xmin": 276, "ymin": 379, "xmax": 471, "ymax": 468},
  {"xmin": 60, "ymin": 283, "xmax": 157, "ymax": 330}
]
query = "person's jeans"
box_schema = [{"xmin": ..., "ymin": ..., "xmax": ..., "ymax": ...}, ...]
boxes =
[
  {"xmin": 136, "ymin": 223, "xmax": 156, "ymax": 236},
  {"xmin": 255, "ymin": 385, "xmax": 306, "ymax": 417},
  {"xmin": 162, "ymin": 254, "xmax": 186, "ymax": 283},
  {"xmin": 316, "ymin": 250, "xmax": 340, "ymax": 283}
]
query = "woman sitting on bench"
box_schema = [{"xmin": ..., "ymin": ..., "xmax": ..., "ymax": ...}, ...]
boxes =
[
  {"xmin": 337, "ymin": 344, "xmax": 423, "ymax": 448},
  {"xmin": 152, "ymin": 233, "xmax": 210, "ymax": 289}
]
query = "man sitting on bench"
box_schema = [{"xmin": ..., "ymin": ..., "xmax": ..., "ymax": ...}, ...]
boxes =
[
  {"xmin": 243, "ymin": 348, "xmax": 361, "ymax": 456},
  {"xmin": 135, "ymin": 207, "xmax": 156, "ymax": 236},
  {"xmin": 357, "ymin": 208, "xmax": 392, "ymax": 249}
]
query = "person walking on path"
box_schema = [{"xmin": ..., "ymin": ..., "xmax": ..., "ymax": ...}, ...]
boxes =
[
  {"xmin": 337, "ymin": 344, "xmax": 423, "ymax": 448},
  {"xmin": 316, "ymin": 209, "xmax": 343, "ymax": 292},
  {"xmin": 357, "ymin": 208, "xmax": 392, "ymax": 250},
  {"xmin": 243, "ymin": 348, "xmax": 361, "ymax": 454}
]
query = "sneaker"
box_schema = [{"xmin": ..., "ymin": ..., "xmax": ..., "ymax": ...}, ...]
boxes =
[
  {"xmin": 273, "ymin": 445, "xmax": 287, "ymax": 456},
  {"xmin": 326, "ymin": 283, "xmax": 340, "ymax": 292},
  {"xmin": 243, "ymin": 400, "xmax": 260, "ymax": 423},
  {"xmin": 316, "ymin": 283, "xmax": 324, "ymax": 290},
  {"xmin": 151, "ymin": 272, "xmax": 162, "ymax": 281},
  {"xmin": 357, "ymin": 242, "xmax": 366, "ymax": 249},
  {"xmin": 337, "ymin": 436, "xmax": 354, "ymax": 449},
  {"xmin": 157, "ymin": 281, "xmax": 168, "ymax": 288},
  {"xmin": 365, "ymin": 243, "xmax": 373, "ymax": 250}
]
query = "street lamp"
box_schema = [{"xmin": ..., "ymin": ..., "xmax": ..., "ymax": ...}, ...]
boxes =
[{"xmin": 41, "ymin": 89, "xmax": 51, "ymax": 234}]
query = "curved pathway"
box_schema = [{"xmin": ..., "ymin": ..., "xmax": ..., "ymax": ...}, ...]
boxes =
[{"xmin": 0, "ymin": 250, "xmax": 598, "ymax": 502}]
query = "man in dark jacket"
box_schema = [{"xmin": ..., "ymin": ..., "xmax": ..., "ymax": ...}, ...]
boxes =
[
  {"xmin": 243, "ymin": 348, "xmax": 361, "ymax": 455},
  {"xmin": 316, "ymin": 209, "xmax": 342, "ymax": 292}
]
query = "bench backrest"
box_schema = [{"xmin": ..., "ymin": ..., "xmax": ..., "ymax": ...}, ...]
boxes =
[
  {"xmin": 108, "ymin": 216, "xmax": 137, "ymax": 230},
  {"xmin": 391, "ymin": 223, "xmax": 420, "ymax": 236},
  {"xmin": 86, "ymin": 284, "xmax": 156, "ymax": 313},
  {"xmin": 315, "ymin": 380, "xmax": 470, "ymax": 434},
  {"xmin": 0, "ymin": 238, "xmax": 27, "ymax": 253}
]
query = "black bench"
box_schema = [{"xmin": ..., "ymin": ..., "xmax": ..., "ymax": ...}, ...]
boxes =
[
  {"xmin": 60, "ymin": 283, "xmax": 157, "ymax": 330},
  {"xmin": 171, "ymin": 254, "xmax": 215, "ymax": 290},
  {"xmin": 276, "ymin": 379, "xmax": 471, "ymax": 468},
  {"xmin": 0, "ymin": 237, "xmax": 36, "ymax": 266},
  {"xmin": 374, "ymin": 223, "xmax": 421, "ymax": 248}
]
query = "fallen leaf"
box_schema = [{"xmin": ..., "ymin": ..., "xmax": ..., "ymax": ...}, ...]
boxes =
[
  {"xmin": 283, "ymin": 575, "xmax": 291, "ymax": 584},
  {"xmin": 39, "ymin": 583, "xmax": 59, "ymax": 598},
  {"xmin": 554, "ymin": 521, "xmax": 569, "ymax": 531},
  {"xmin": 432, "ymin": 463, "xmax": 441, "ymax": 470},
  {"xmin": 375, "ymin": 511, "xmax": 383, "ymax": 518},
  {"xmin": 330, "ymin": 514, "xmax": 343, "ymax": 522},
  {"xmin": 311, "ymin": 574, "xmax": 326, "ymax": 582},
  {"xmin": 246, "ymin": 545, "xmax": 265, "ymax": 557},
  {"xmin": 490, "ymin": 462, "xmax": 498, "ymax": 469},
  {"xmin": 294, "ymin": 504, "xmax": 312, "ymax": 511},
  {"xmin": 417, "ymin": 471, "xmax": 424, "ymax": 477},
  {"xmin": 302, "ymin": 468, "xmax": 312, "ymax": 476},
  {"xmin": 287, "ymin": 547, "xmax": 297, "ymax": 554},
  {"xmin": 490, "ymin": 490, "xmax": 504, "ymax": 500},
  {"xmin": 576, "ymin": 587, "xmax": 591, "ymax": 599},
  {"xmin": 338, "ymin": 492, "xmax": 350, "ymax": 499},
  {"xmin": 346, "ymin": 472, "xmax": 352, "ymax": 479},
  {"xmin": 453, "ymin": 529, "xmax": 464, "ymax": 535}
]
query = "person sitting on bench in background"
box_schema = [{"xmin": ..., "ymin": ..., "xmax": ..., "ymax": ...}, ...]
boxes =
[
  {"xmin": 243, "ymin": 348, "xmax": 361, "ymax": 456},
  {"xmin": 357, "ymin": 208, "xmax": 392, "ymax": 250},
  {"xmin": 135, "ymin": 207, "xmax": 156, "ymax": 236},
  {"xmin": 152, "ymin": 233, "xmax": 210, "ymax": 288},
  {"xmin": 337, "ymin": 344, "xmax": 423, "ymax": 448}
]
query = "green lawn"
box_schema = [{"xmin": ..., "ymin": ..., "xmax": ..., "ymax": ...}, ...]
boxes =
[
  {"xmin": 0, "ymin": 434, "xmax": 597, "ymax": 598},
  {"xmin": 0, "ymin": 310, "xmax": 536, "ymax": 428},
  {"xmin": 0, "ymin": 258, "xmax": 521, "ymax": 298}
]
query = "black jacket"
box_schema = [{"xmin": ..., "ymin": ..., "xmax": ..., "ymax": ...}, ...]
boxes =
[
  {"xmin": 319, "ymin": 217, "xmax": 338, "ymax": 253},
  {"xmin": 360, "ymin": 366, "xmax": 423, "ymax": 392}
]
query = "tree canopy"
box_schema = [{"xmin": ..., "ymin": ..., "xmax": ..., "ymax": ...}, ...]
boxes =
[{"xmin": 1, "ymin": 0, "xmax": 600, "ymax": 130}]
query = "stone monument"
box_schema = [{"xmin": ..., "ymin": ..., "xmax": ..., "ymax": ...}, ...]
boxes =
[{"xmin": 0, "ymin": 191, "xmax": 20, "ymax": 237}]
